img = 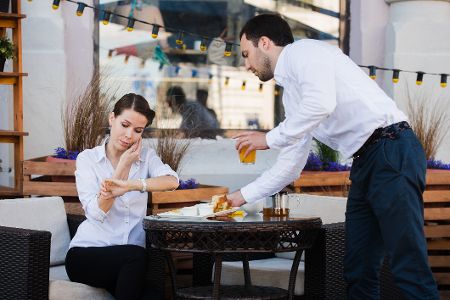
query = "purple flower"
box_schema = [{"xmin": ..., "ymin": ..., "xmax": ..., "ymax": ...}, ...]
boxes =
[
  {"xmin": 304, "ymin": 152, "xmax": 351, "ymax": 172},
  {"xmin": 178, "ymin": 178, "xmax": 199, "ymax": 190},
  {"xmin": 53, "ymin": 147, "xmax": 79, "ymax": 160},
  {"xmin": 427, "ymin": 159, "xmax": 450, "ymax": 170}
]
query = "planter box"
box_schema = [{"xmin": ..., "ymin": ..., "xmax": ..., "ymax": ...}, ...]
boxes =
[
  {"xmin": 22, "ymin": 157, "xmax": 228, "ymax": 215},
  {"xmin": 292, "ymin": 171, "xmax": 351, "ymax": 196}
]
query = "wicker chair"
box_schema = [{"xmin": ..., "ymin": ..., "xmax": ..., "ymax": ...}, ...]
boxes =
[{"xmin": 0, "ymin": 201, "xmax": 166, "ymax": 300}]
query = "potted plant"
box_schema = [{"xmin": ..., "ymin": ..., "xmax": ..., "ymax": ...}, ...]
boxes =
[{"xmin": 0, "ymin": 35, "xmax": 14, "ymax": 72}]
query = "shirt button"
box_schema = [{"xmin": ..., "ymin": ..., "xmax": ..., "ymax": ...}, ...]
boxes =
[{"xmin": 125, "ymin": 220, "xmax": 129, "ymax": 224}]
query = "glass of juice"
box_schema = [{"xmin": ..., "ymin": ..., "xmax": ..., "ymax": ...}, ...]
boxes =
[{"xmin": 239, "ymin": 145, "xmax": 256, "ymax": 164}]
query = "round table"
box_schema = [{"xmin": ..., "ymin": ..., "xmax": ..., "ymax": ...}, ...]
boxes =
[{"xmin": 143, "ymin": 214, "xmax": 322, "ymax": 300}]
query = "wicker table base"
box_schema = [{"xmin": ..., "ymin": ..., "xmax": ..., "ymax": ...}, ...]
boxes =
[{"xmin": 176, "ymin": 285, "xmax": 288, "ymax": 300}]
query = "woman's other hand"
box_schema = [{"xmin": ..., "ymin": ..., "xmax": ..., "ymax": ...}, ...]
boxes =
[{"xmin": 103, "ymin": 179, "xmax": 130, "ymax": 197}]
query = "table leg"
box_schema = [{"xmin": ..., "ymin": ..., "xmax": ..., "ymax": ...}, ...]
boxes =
[
  {"xmin": 164, "ymin": 251, "xmax": 178, "ymax": 299},
  {"xmin": 287, "ymin": 249, "xmax": 303, "ymax": 300},
  {"xmin": 212, "ymin": 254, "xmax": 223, "ymax": 300},
  {"xmin": 242, "ymin": 253, "xmax": 252, "ymax": 287}
]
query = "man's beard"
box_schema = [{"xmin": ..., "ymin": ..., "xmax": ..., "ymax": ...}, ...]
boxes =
[{"xmin": 256, "ymin": 56, "xmax": 273, "ymax": 82}]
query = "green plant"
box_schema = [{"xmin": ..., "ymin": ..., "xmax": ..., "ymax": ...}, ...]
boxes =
[
  {"xmin": 315, "ymin": 139, "xmax": 340, "ymax": 164},
  {"xmin": 0, "ymin": 36, "xmax": 15, "ymax": 60}
]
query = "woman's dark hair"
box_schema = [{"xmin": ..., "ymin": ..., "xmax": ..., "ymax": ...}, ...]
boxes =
[
  {"xmin": 113, "ymin": 93, "xmax": 155, "ymax": 127},
  {"xmin": 239, "ymin": 14, "xmax": 294, "ymax": 47}
]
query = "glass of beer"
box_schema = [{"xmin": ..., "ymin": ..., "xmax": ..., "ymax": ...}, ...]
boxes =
[{"xmin": 239, "ymin": 145, "xmax": 256, "ymax": 164}]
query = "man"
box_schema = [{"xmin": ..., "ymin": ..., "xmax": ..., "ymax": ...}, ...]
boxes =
[
  {"xmin": 227, "ymin": 14, "xmax": 438, "ymax": 299},
  {"xmin": 166, "ymin": 86, "xmax": 219, "ymax": 139}
]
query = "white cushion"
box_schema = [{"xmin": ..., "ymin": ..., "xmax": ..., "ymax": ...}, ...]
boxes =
[
  {"xmin": 219, "ymin": 257, "xmax": 305, "ymax": 295},
  {"xmin": 49, "ymin": 265, "xmax": 70, "ymax": 281},
  {"xmin": 0, "ymin": 197, "xmax": 71, "ymax": 266},
  {"xmin": 49, "ymin": 280, "xmax": 114, "ymax": 300}
]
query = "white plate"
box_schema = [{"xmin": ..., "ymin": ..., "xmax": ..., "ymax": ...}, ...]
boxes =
[{"xmin": 157, "ymin": 206, "xmax": 239, "ymax": 219}]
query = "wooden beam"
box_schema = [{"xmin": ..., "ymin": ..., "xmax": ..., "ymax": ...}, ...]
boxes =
[{"xmin": 424, "ymin": 208, "xmax": 450, "ymax": 221}]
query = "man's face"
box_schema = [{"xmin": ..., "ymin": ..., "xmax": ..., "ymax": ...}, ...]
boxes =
[{"xmin": 240, "ymin": 34, "xmax": 273, "ymax": 82}]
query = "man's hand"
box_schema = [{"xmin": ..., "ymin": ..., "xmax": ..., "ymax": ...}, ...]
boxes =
[
  {"xmin": 232, "ymin": 131, "xmax": 269, "ymax": 158},
  {"xmin": 227, "ymin": 190, "xmax": 247, "ymax": 207}
]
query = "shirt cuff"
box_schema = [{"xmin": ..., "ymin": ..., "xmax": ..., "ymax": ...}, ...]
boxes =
[
  {"xmin": 240, "ymin": 185, "xmax": 260, "ymax": 204},
  {"xmin": 266, "ymin": 127, "xmax": 282, "ymax": 150},
  {"xmin": 86, "ymin": 194, "xmax": 107, "ymax": 223}
]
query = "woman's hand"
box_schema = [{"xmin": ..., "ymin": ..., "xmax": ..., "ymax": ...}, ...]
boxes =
[
  {"xmin": 118, "ymin": 137, "xmax": 142, "ymax": 168},
  {"xmin": 102, "ymin": 179, "xmax": 130, "ymax": 197}
]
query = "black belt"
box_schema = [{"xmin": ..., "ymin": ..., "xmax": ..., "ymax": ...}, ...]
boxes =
[{"xmin": 353, "ymin": 121, "xmax": 411, "ymax": 159}]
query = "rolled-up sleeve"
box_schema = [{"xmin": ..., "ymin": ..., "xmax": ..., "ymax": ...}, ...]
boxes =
[
  {"xmin": 75, "ymin": 152, "xmax": 107, "ymax": 222},
  {"xmin": 241, "ymin": 134, "xmax": 312, "ymax": 203}
]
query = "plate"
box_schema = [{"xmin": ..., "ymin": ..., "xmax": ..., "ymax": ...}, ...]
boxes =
[{"xmin": 157, "ymin": 206, "xmax": 239, "ymax": 219}]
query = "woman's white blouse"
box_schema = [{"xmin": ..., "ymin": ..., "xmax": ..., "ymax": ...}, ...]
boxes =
[{"xmin": 69, "ymin": 142, "xmax": 178, "ymax": 248}]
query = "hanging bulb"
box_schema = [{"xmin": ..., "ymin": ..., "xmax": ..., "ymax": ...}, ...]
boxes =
[
  {"xmin": 159, "ymin": 63, "xmax": 164, "ymax": 71},
  {"xmin": 52, "ymin": 0, "xmax": 60, "ymax": 10},
  {"xmin": 224, "ymin": 42, "xmax": 232, "ymax": 57},
  {"xmin": 259, "ymin": 83, "xmax": 263, "ymax": 92},
  {"xmin": 176, "ymin": 31, "xmax": 184, "ymax": 45},
  {"xmin": 191, "ymin": 70, "xmax": 198, "ymax": 78},
  {"xmin": 124, "ymin": 55, "xmax": 130, "ymax": 64},
  {"xmin": 369, "ymin": 66, "xmax": 377, "ymax": 80},
  {"xmin": 76, "ymin": 3, "xmax": 86, "ymax": 16},
  {"xmin": 175, "ymin": 66, "xmax": 181, "ymax": 75},
  {"xmin": 126, "ymin": 18, "xmax": 135, "ymax": 32},
  {"xmin": 208, "ymin": 73, "xmax": 213, "ymax": 84},
  {"xmin": 108, "ymin": 49, "xmax": 113, "ymax": 58},
  {"xmin": 101, "ymin": 11, "xmax": 111, "ymax": 25},
  {"xmin": 392, "ymin": 69, "xmax": 400, "ymax": 83},
  {"xmin": 241, "ymin": 80, "xmax": 247, "ymax": 91},
  {"xmin": 200, "ymin": 38, "xmax": 208, "ymax": 51},
  {"xmin": 416, "ymin": 72, "xmax": 424, "ymax": 85},
  {"xmin": 224, "ymin": 76, "xmax": 229, "ymax": 86},
  {"xmin": 274, "ymin": 89, "xmax": 279, "ymax": 96},
  {"xmin": 440, "ymin": 74, "xmax": 447, "ymax": 88},
  {"xmin": 151, "ymin": 25, "xmax": 160, "ymax": 39},
  {"xmin": 181, "ymin": 44, "xmax": 187, "ymax": 50},
  {"xmin": 140, "ymin": 59, "xmax": 146, "ymax": 68}
]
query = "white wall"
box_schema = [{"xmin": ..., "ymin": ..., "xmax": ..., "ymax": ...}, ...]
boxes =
[
  {"xmin": 22, "ymin": 0, "xmax": 94, "ymax": 160},
  {"xmin": 350, "ymin": 0, "xmax": 450, "ymax": 162}
]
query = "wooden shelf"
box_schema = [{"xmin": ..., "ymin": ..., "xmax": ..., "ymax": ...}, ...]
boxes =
[
  {"xmin": 0, "ymin": 72, "xmax": 28, "ymax": 85},
  {"xmin": 0, "ymin": 130, "xmax": 28, "ymax": 136},
  {"xmin": 0, "ymin": 13, "xmax": 26, "ymax": 28},
  {"xmin": 0, "ymin": 130, "xmax": 28, "ymax": 143},
  {"xmin": 0, "ymin": 185, "xmax": 20, "ymax": 196}
]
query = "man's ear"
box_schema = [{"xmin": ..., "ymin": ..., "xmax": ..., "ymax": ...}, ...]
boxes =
[{"xmin": 258, "ymin": 36, "xmax": 272, "ymax": 50}]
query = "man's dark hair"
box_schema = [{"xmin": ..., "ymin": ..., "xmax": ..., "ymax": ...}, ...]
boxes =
[
  {"xmin": 113, "ymin": 93, "xmax": 155, "ymax": 127},
  {"xmin": 239, "ymin": 14, "xmax": 294, "ymax": 47},
  {"xmin": 166, "ymin": 86, "xmax": 186, "ymax": 108}
]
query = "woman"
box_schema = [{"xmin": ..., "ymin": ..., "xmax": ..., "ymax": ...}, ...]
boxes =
[{"xmin": 65, "ymin": 93, "xmax": 179, "ymax": 300}]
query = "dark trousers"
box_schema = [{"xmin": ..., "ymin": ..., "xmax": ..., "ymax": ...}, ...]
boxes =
[
  {"xmin": 65, "ymin": 245, "xmax": 153, "ymax": 300},
  {"xmin": 345, "ymin": 129, "xmax": 439, "ymax": 299}
]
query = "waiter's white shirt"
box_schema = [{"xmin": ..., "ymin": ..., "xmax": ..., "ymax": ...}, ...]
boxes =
[
  {"xmin": 241, "ymin": 39, "xmax": 407, "ymax": 203},
  {"xmin": 70, "ymin": 142, "xmax": 178, "ymax": 248}
]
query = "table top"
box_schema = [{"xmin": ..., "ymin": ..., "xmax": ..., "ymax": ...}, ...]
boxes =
[{"xmin": 143, "ymin": 213, "xmax": 322, "ymax": 253}]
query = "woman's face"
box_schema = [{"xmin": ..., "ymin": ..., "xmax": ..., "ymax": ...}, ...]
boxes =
[{"xmin": 108, "ymin": 108, "xmax": 147, "ymax": 152}]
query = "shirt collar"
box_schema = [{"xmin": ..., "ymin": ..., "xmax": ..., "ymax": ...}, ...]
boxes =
[
  {"xmin": 96, "ymin": 137, "xmax": 145, "ymax": 163},
  {"xmin": 273, "ymin": 44, "xmax": 291, "ymax": 86}
]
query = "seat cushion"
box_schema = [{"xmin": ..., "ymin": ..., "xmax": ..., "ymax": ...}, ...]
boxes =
[
  {"xmin": 49, "ymin": 280, "xmax": 114, "ymax": 300},
  {"xmin": 219, "ymin": 257, "xmax": 305, "ymax": 296},
  {"xmin": 0, "ymin": 197, "xmax": 71, "ymax": 266}
]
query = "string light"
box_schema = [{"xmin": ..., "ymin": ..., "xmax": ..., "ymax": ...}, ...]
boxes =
[
  {"xmin": 200, "ymin": 38, "xmax": 208, "ymax": 51},
  {"xmin": 176, "ymin": 31, "xmax": 184, "ymax": 45},
  {"xmin": 224, "ymin": 43, "xmax": 232, "ymax": 57},
  {"xmin": 369, "ymin": 66, "xmax": 377, "ymax": 80},
  {"xmin": 151, "ymin": 25, "xmax": 160, "ymax": 39},
  {"xmin": 52, "ymin": 0, "xmax": 60, "ymax": 9},
  {"xmin": 126, "ymin": 18, "xmax": 135, "ymax": 32},
  {"xmin": 159, "ymin": 62, "xmax": 164, "ymax": 70},
  {"xmin": 76, "ymin": 3, "xmax": 86, "ymax": 16},
  {"xmin": 175, "ymin": 66, "xmax": 180, "ymax": 75},
  {"xmin": 208, "ymin": 73, "xmax": 213, "ymax": 84},
  {"xmin": 259, "ymin": 83, "xmax": 263, "ymax": 92},
  {"xmin": 224, "ymin": 76, "xmax": 229, "ymax": 86},
  {"xmin": 441, "ymin": 74, "xmax": 447, "ymax": 88},
  {"xmin": 108, "ymin": 49, "xmax": 113, "ymax": 58},
  {"xmin": 392, "ymin": 69, "xmax": 400, "ymax": 83},
  {"xmin": 124, "ymin": 55, "xmax": 130, "ymax": 64},
  {"xmin": 101, "ymin": 11, "xmax": 111, "ymax": 25},
  {"xmin": 141, "ymin": 60, "xmax": 146, "ymax": 68},
  {"xmin": 416, "ymin": 72, "xmax": 424, "ymax": 85},
  {"xmin": 191, "ymin": 70, "xmax": 198, "ymax": 78},
  {"xmin": 241, "ymin": 80, "xmax": 246, "ymax": 90}
]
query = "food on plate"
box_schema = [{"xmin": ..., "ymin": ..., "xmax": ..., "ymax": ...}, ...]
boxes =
[{"xmin": 211, "ymin": 194, "xmax": 232, "ymax": 213}]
